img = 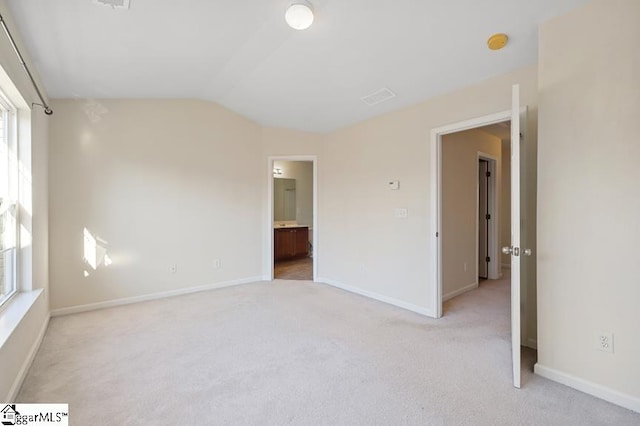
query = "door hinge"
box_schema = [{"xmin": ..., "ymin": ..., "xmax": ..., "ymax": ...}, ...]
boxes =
[
  {"xmin": 485, "ymin": 214, "xmax": 491, "ymax": 220},
  {"xmin": 486, "ymin": 171, "xmax": 491, "ymax": 177},
  {"xmin": 436, "ymin": 232, "xmax": 439, "ymax": 237},
  {"xmin": 486, "ymin": 256, "xmax": 491, "ymax": 262}
]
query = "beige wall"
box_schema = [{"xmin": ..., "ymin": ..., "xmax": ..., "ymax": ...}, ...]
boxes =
[
  {"xmin": 48, "ymin": 113, "xmax": 325, "ymax": 311},
  {"xmin": 48, "ymin": 99, "xmax": 263, "ymax": 310},
  {"xmin": 319, "ymin": 65, "xmax": 537, "ymax": 322},
  {"xmin": 261, "ymin": 127, "xmax": 323, "ymax": 158},
  {"xmin": 441, "ymin": 129, "xmax": 502, "ymax": 298},
  {"xmin": 537, "ymin": 0, "xmax": 640, "ymax": 406},
  {"xmin": 0, "ymin": 0, "xmax": 50, "ymax": 400},
  {"xmin": 273, "ymin": 161, "xmax": 314, "ymax": 228}
]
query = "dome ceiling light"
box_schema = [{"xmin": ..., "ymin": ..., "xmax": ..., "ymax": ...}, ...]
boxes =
[{"xmin": 285, "ymin": 1, "xmax": 314, "ymax": 30}]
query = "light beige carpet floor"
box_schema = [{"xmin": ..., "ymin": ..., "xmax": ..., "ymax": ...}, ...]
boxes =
[{"xmin": 18, "ymin": 274, "xmax": 640, "ymax": 425}]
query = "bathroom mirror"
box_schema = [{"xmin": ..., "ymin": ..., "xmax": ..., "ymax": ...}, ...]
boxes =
[{"xmin": 274, "ymin": 178, "xmax": 296, "ymax": 221}]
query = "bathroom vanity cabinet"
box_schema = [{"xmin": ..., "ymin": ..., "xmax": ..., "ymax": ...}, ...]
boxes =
[{"xmin": 274, "ymin": 226, "xmax": 309, "ymax": 261}]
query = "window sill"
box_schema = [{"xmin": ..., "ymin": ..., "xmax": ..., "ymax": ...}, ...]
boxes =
[{"xmin": 0, "ymin": 289, "xmax": 45, "ymax": 349}]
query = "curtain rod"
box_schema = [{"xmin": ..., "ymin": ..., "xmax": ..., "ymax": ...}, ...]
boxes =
[{"xmin": 0, "ymin": 12, "xmax": 52, "ymax": 115}]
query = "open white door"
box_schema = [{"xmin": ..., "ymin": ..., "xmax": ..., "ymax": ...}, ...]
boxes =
[
  {"xmin": 510, "ymin": 84, "xmax": 522, "ymax": 389},
  {"xmin": 502, "ymin": 84, "xmax": 530, "ymax": 389},
  {"xmin": 431, "ymin": 89, "xmax": 530, "ymax": 387}
]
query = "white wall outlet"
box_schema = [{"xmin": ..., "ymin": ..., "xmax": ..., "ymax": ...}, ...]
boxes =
[
  {"xmin": 595, "ymin": 331, "xmax": 614, "ymax": 353},
  {"xmin": 394, "ymin": 208, "xmax": 408, "ymax": 219},
  {"xmin": 169, "ymin": 264, "xmax": 177, "ymax": 274},
  {"xmin": 213, "ymin": 258, "xmax": 221, "ymax": 269},
  {"xmin": 388, "ymin": 180, "xmax": 400, "ymax": 190}
]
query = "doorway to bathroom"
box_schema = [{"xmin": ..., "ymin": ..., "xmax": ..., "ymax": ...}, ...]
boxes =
[{"xmin": 266, "ymin": 156, "xmax": 317, "ymax": 281}]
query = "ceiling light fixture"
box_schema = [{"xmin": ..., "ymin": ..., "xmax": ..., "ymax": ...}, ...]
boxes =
[
  {"xmin": 487, "ymin": 33, "xmax": 508, "ymax": 51},
  {"xmin": 285, "ymin": 1, "xmax": 314, "ymax": 30}
]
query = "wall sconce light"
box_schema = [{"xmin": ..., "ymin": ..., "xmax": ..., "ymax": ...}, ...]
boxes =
[{"xmin": 273, "ymin": 168, "xmax": 283, "ymax": 176}]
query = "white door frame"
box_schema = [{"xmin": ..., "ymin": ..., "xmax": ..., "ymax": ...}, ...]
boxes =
[
  {"xmin": 430, "ymin": 110, "xmax": 512, "ymax": 318},
  {"xmin": 266, "ymin": 155, "xmax": 318, "ymax": 281},
  {"xmin": 476, "ymin": 152, "xmax": 500, "ymax": 282}
]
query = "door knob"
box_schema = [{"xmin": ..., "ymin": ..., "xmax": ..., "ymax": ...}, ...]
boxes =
[
  {"xmin": 502, "ymin": 246, "xmax": 513, "ymax": 255},
  {"xmin": 523, "ymin": 248, "xmax": 532, "ymax": 256}
]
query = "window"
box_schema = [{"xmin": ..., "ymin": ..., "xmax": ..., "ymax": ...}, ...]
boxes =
[{"xmin": 0, "ymin": 92, "xmax": 17, "ymax": 307}]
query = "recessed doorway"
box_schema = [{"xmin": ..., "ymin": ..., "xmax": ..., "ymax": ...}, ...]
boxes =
[
  {"xmin": 440, "ymin": 130, "xmax": 502, "ymax": 303},
  {"xmin": 266, "ymin": 156, "xmax": 318, "ymax": 281}
]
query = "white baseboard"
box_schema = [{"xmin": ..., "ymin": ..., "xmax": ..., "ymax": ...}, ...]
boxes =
[
  {"xmin": 525, "ymin": 338, "xmax": 538, "ymax": 350},
  {"xmin": 317, "ymin": 277, "xmax": 434, "ymax": 318},
  {"xmin": 6, "ymin": 313, "xmax": 50, "ymax": 402},
  {"xmin": 534, "ymin": 363, "xmax": 640, "ymax": 413},
  {"xmin": 51, "ymin": 276, "xmax": 264, "ymax": 317},
  {"xmin": 443, "ymin": 282, "xmax": 478, "ymax": 302}
]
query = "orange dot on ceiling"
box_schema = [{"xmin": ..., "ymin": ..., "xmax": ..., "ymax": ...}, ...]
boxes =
[{"xmin": 487, "ymin": 33, "xmax": 508, "ymax": 51}]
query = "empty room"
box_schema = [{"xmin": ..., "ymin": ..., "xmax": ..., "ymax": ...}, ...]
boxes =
[{"xmin": 0, "ymin": 0, "xmax": 638, "ymax": 424}]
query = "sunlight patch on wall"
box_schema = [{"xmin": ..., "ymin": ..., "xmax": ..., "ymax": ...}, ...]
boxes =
[
  {"xmin": 83, "ymin": 228, "xmax": 97, "ymax": 270},
  {"xmin": 83, "ymin": 227, "xmax": 112, "ymax": 277}
]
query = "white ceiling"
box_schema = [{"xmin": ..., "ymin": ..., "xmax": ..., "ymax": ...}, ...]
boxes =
[{"xmin": 8, "ymin": 0, "xmax": 590, "ymax": 133}]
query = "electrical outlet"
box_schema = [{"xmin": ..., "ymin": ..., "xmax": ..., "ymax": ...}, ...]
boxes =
[
  {"xmin": 169, "ymin": 264, "xmax": 177, "ymax": 274},
  {"xmin": 595, "ymin": 331, "xmax": 614, "ymax": 353},
  {"xmin": 213, "ymin": 258, "xmax": 221, "ymax": 269}
]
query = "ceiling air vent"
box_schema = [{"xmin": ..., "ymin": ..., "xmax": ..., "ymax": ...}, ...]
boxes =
[
  {"xmin": 361, "ymin": 88, "xmax": 396, "ymax": 106},
  {"xmin": 93, "ymin": 0, "xmax": 131, "ymax": 9}
]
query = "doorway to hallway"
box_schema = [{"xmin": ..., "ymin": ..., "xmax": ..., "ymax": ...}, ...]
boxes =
[{"xmin": 440, "ymin": 127, "xmax": 503, "ymax": 302}]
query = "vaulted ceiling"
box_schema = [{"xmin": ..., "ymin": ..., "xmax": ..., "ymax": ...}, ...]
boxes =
[{"xmin": 9, "ymin": 0, "xmax": 590, "ymax": 132}]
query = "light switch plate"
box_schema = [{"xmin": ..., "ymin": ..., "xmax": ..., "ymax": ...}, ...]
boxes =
[
  {"xmin": 395, "ymin": 208, "xmax": 408, "ymax": 218},
  {"xmin": 388, "ymin": 180, "xmax": 400, "ymax": 190}
]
